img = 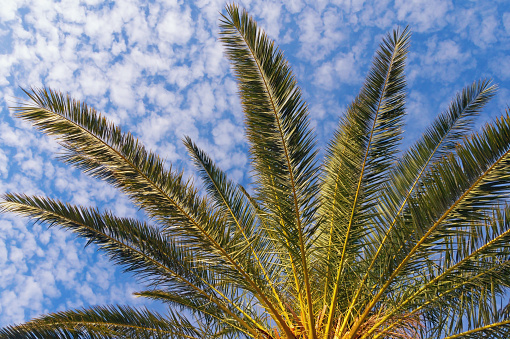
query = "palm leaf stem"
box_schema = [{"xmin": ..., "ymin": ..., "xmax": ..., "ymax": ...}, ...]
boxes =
[
  {"xmin": 367, "ymin": 264, "xmax": 510, "ymax": 338},
  {"xmin": 14, "ymin": 321, "xmax": 199, "ymax": 338},
  {"xmin": 194, "ymin": 273, "xmax": 270, "ymax": 334},
  {"xmin": 243, "ymin": 167, "xmax": 304, "ymax": 337},
  {"xmin": 239, "ymin": 184, "xmax": 307, "ymax": 334},
  {"xmin": 186, "ymin": 140, "xmax": 291, "ymax": 325},
  {"xmin": 324, "ymin": 33, "xmax": 401, "ymax": 339},
  {"xmin": 365, "ymin": 215, "xmax": 510, "ymax": 336},
  {"xmin": 1, "ymin": 197, "xmax": 262, "ymax": 338},
  {"xmin": 17, "ymin": 90, "xmax": 288, "ymax": 338},
  {"xmin": 269, "ymin": 166, "xmax": 307, "ymax": 335},
  {"xmin": 0, "ymin": 306, "xmax": 201, "ymax": 338},
  {"xmin": 342, "ymin": 81, "xmax": 496, "ymax": 324},
  {"xmin": 347, "ymin": 133, "xmax": 510, "ymax": 338},
  {"xmin": 136, "ymin": 290, "xmax": 255, "ymax": 338},
  {"xmin": 238, "ymin": 183, "xmax": 304, "ymax": 315},
  {"xmin": 324, "ymin": 108, "xmax": 373, "ymax": 339},
  {"xmin": 236, "ymin": 28, "xmax": 315, "ymax": 339},
  {"xmin": 322, "ymin": 145, "xmax": 346, "ymax": 307},
  {"xmin": 441, "ymin": 319, "xmax": 510, "ymax": 339}
]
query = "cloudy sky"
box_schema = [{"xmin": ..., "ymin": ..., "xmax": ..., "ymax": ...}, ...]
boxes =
[{"xmin": 0, "ymin": 0, "xmax": 509, "ymax": 327}]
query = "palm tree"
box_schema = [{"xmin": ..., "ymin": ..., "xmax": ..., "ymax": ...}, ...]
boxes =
[{"xmin": 2, "ymin": 4, "xmax": 510, "ymax": 338}]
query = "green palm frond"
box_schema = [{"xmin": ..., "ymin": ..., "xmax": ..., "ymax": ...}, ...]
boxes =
[
  {"xmin": 220, "ymin": 5, "xmax": 320, "ymax": 337},
  {"xmin": 0, "ymin": 305, "xmax": 200, "ymax": 339},
  {"xmin": 0, "ymin": 193, "xmax": 204, "ymax": 288},
  {"xmin": 440, "ymin": 320, "xmax": 510, "ymax": 339},
  {"xmin": 136, "ymin": 289, "xmax": 257, "ymax": 337},
  {"xmin": 386, "ymin": 79, "xmax": 496, "ymax": 209},
  {"xmin": 13, "ymin": 87, "xmax": 292, "ymax": 333},
  {"xmin": 367, "ymin": 79, "xmax": 497, "ymax": 274},
  {"xmin": 0, "ymin": 193, "xmax": 263, "ymax": 337},
  {"xmin": 362, "ymin": 206, "xmax": 510, "ymax": 338},
  {"xmin": 183, "ymin": 137, "xmax": 273, "ymax": 273},
  {"xmin": 348, "ymin": 111, "xmax": 510, "ymax": 336},
  {"xmin": 184, "ymin": 137, "xmax": 290, "ymax": 320},
  {"xmin": 339, "ymin": 80, "xmax": 499, "ymax": 334},
  {"xmin": 14, "ymin": 87, "xmax": 231, "ymax": 261},
  {"xmin": 319, "ymin": 26, "xmax": 410, "ymax": 336}
]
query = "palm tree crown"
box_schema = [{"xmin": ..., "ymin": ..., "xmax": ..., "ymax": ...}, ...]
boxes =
[{"xmin": 2, "ymin": 4, "xmax": 510, "ymax": 339}]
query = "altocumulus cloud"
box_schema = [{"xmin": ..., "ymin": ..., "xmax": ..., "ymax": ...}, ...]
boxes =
[{"xmin": 0, "ymin": 0, "xmax": 509, "ymax": 326}]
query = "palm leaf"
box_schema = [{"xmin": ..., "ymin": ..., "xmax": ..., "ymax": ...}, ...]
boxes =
[
  {"xmin": 137, "ymin": 289, "xmax": 260, "ymax": 337},
  {"xmin": 184, "ymin": 137, "xmax": 291, "ymax": 321},
  {"xmin": 364, "ymin": 206, "xmax": 510, "ymax": 337},
  {"xmin": 343, "ymin": 79, "xmax": 497, "ymax": 333},
  {"xmin": 0, "ymin": 305, "xmax": 200, "ymax": 339},
  {"xmin": 368, "ymin": 79, "xmax": 496, "ymax": 271},
  {"xmin": 319, "ymin": 26, "xmax": 410, "ymax": 337},
  {"xmin": 12, "ymin": 87, "xmax": 288, "ymax": 336},
  {"xmin": 352, "ymin": 110, "xmax": 510, "ymax": 337},
  {"xmin": 220, "ymin": 5, "xmax": 319, "ymax": 337},
  {"xmin": 0, "ymin": 193, "xmax": 264, "ymax": 337},
  {"xmin": 439, "ymin": 319, "xmax": 510, "ymax": 339}
]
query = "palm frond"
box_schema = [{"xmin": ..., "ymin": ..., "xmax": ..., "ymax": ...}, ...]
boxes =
[
  {"xmin": 440, "ymin": 319, "xmax": 510, "ymax": 339},
  {"xmin": 363, "ymin": 206, "xmax": 510, "ymax": 337},
  {"xmin": 0, "ymin": 305, "xmax": 200, "ymax": 339},
  {"xmin": 1, "ymin": 193, "xmax": 201, "ymax": 287},
  {"xmin": 184, "ymin": 137, "xmax": 291, "ymax": 322},
  {"xmin": 367, "ymin": 79, "xmax": 496, "ymax": 274},
  {"xmin": 0, "ymin": 193, "xmax": 264, "ymax": 337},
  {"xmin": 352, "ymin": 109, "xmax": 510, "ymax": 337},
  {"xmin": 220, "ymin": 5, "xmax": 319, "ymax": 337},
  {"xmin": 341, "ymin": 79, "xmax": 498, "ymax": 336},
  {"xmin": 12, "ymin": 87, "xmax": 289, "ymax": 335},
  {"xmin": 319, "ymin": 26, "xmax": 410, "ymax": 337},
  {"xmin": 13, "ymin": 88, "xmax": 232, "ymax": 264},
  {"xmin": 385, "ymin": 79, "xmax": 496, "ymax": 214},
  {"xmin": 136, "ymin": 289, "xmax": 261, "ymax": 337}
]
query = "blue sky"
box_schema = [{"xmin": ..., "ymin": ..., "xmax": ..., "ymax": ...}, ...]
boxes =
[{"xmin": 0, "ymin": 0, "xmax": 509, "ymax": 327}]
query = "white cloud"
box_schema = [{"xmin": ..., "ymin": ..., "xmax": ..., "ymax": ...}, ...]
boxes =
[
  {"xmin": 201, "ymin": 40, "xmax": 227, "ymax": 77},
  {"xmin": 490, "ymin": 56, "xmax": 510, "ymax": 81},
  {"xmin": 430, "ymin": 39, "xmax": 468, "ymax": 63},
  {"xmin": 0, "ymin": 123, "xmax": 31, "ymax": 149},
  {"xmin": 504, "ymin": 12, "xmax": 510, "ymax": 35},
  {"xmin": 470, "ymin": 14, "xmax": 498, "ymax": 48},
  {"xmin": 0, "ymin": 0, "xmax": 21, "ymax": 22},
  {"xmin": 78, "ymin": 64, "xmax": 108, "ymax": 97},
  {"xmin": 409, "ymin": 38, "xmax": 475, "ymax": 83},
  {"xmin": 395, "ymin": 0, "xmax": 451, "ymax": 32},
  {"xmin": 157, "ymin": 7, "xmax": 194, "ymax": 46},
  {"xmin": 53, "ymin": 0, "xmax": 86, "ymax": 24},
  {"xmin": 19, "ymin": 155, "xmax": 45, "ymax": 180},
  {"xmin": 187, "ymin": 81, "xmax": 217, "ymax": 121},
  {"xmin": 314, "ymin": 52, "xmax": 358, "ymax": 88},
  {"xmin": 298, "ymin": 7, "xmax": 348, "ymax": 63},
  {"xmin": 138, "ymin": 113, "xmax": 174, "ymax": 148},
  {"xmin": 212, "ymin": 119, "xmax": 244, "ymax": 149},
  {"xmin": 357, "ymin": 0, "xmax": 395, "ymax": 29},
  {"xmin": 256, "ymin": 2, "xmax": 283, "ymax": 40},
  {"xmin": 9, "ymin": 246, "xmax": 24, "ymax": 264},
  {"xmin": 284, "ymin": 0, "xmax": 305, "ymax": 14},
  {"xmin": 0, "ymin": 149, "xmax": 9, "ymax": 177}
]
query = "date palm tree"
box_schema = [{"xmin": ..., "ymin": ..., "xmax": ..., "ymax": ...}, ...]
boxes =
[{"xmin": 2, "ymin": 4, "xmax": 510, "ymax": 339}]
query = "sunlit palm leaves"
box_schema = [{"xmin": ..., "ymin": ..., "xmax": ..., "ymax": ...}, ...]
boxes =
[{"xmin": 2, "ymin": 3, "xmax": 510, "ymax": 339}]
